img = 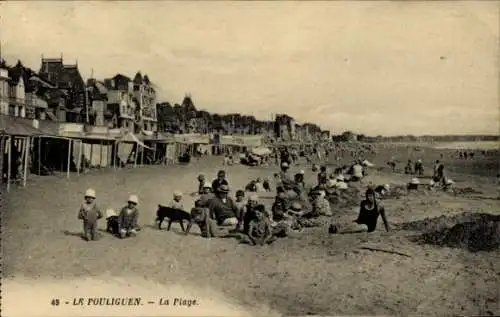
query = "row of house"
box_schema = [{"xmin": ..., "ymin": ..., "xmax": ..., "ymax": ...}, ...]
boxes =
[
  {"xmin": 0, "ymin": 55, "xmax": 158, "ymax": 134},
  {"xmin": 0, "ymin": 54, "xmax": 331, "ymax": 142}
]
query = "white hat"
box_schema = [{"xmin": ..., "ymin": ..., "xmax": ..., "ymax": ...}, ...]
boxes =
[
  {"xmin": 173, "ymin": 190, "xmax": 183, "ymax": 197},
  {"xmin": 281, "ymin": 162, "xmax": 289, "ymax": 168},
  {"xmin": 128, "ymin": 195, "xmax": 139, "ymax": 204},
  {"xmin": 203, "ymin": 182, "xmax": 212, "ymax": 189},
  {"xmin": 410, "ymin": 178, "xmax": 420, "ymax": 185},
  {"xmin": 336, "ymin": 175, "xmax": 345, "ymax": 182},
  {"xmin": 445, "ymin": 179, "xmax": 454, "ymax": 185},
  {"xmin": 383, "ymin": 184, "xmax": 390, "ymax": 191},
  {"xmin": 336, "ymin": 182, "xmax": 348, "ymax": 190},
  {"xmin": 318, "ymin": 190, "xmax": 326, "ymax": 198},
  {"xmin": 417, "ymin": 159, "xmax": 422, "ymax": 163},
  {"xmin": 105, "ymin": 208, "xmax": 116, "ymax": 218},
  {"xmin": 300, "ymin": 170, "xmax": 305, "ymax": 174},
  {"xmin": 429, "ymin": 179, "xmax": 436, "ymax": 186},
  {"xmin": 84, "ymin": 188, "xmax": 96, "ymax": 198},
  {"xmin": 248, "ymin": 194, "xmax": 259, "ymax": 201},
  {"xmin": 327, "ymin": 179, "xmax": 337, "ymax": 188}
]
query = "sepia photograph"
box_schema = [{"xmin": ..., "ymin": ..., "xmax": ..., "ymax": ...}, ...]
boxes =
[{"xmin": 0, "ymin": 1, "xmax": 499, "ymax": 316}]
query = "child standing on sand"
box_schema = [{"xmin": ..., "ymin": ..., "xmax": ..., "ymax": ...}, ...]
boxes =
[
  {"xmin": 77, "ymin": 188, "xmax": 103, "ymax": 241},
  {"xmin": 234, "ymin": 190, "xmax": 246, "ymax": 231}
]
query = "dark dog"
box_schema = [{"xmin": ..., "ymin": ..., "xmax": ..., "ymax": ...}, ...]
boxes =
[
  {"xmin": 263, "ymin": 180, "xmax": 271, "ymax": 192},
  {"xmin": 106, "ymin": 216, "xmax": 120, "ymax": 235},
  {"xmin": 156, "ymin": 205, "xmax": 192, "ymax": 232}
]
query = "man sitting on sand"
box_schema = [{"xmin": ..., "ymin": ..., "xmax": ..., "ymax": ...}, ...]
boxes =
[
  {"xmin": 329, "ymin": 188, "xmax": 390, "ymax": 234},
  {"xmin": 206, "ymin": 184, "xmax": 238, "ymax": 227},
  {"xmin": 186, "ymin": 199, "xmax": 219, "ymax": 238}
]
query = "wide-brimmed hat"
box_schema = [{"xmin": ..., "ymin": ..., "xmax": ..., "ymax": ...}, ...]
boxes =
[
  {"xmin": 410, "ymin": 178, "xmax": 420, "ymax": 185},
  {"xmin": 217, "ymin": 184, "xmax": 230, "ymax": 193},
  {"xmin": 203, "ymin": 182, "xmax": 212, "ymax": 189},
  {"xmin": 105, "ymin": 208, "xmax": 116, "ymax": 218},
  {"xmin": 281, "ymin": 162, "xmax": 289, "ymax": 168},
  {"xmin": 290, "ymin": 202, "xmax": 302, "ymax": 211},
  {"xmin": 128, "ymin": 194, "xmax": 139, "ymax": 204},
  {"xmin": 383, "ymin": 184, "xmax": 390, "ymax": 191},
  {"xmin": 84, "ymin": 188, "xmax": 96, "ymax": 198},
  {"xmin": 173, "ymin": 190, "xmax": 183, "ymax": 197},
  {"xmin": 300, "ymin": 170, "xmax": 305, "ymax": 175},
  {"xmin": 336, "ymin": 182, "xmax": 348, "ymax": 190}
]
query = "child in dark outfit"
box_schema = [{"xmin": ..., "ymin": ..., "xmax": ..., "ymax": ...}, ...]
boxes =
[
  {"xmin": 329, "ymin": 188, "xmax": 390, "ymax": 234},
  {"xmin": 105, "ymin": 208, "xmax": 120, "ymax": 236},
  {"xmin": 247, "ymin": 204, "xmax": 275, "ymax": 246},
  {"xmin": 77, "ymin": 188, "xmax": 103, "ymax": 241},
  {"xmin": 186, "ymin": 199, "xmax": 219, "ymax": 238}
]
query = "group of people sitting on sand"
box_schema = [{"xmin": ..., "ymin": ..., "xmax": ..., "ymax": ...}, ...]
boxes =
[{"xmin": 76, "ymin": 157, "xmax": 391, "ymax": 245}]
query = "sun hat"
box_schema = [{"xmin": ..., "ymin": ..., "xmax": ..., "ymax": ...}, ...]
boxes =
[
  {"xmin": 291, "ymin": 202, "xmax": 302, "ymax": 211},
  {"xmin": 281, "ymin": 162, "xmax": 289, "ymax": 168},
  {"xmin": 327, "ymin": 179, "xmax": 337, "ymax": 188},
  {"xmin": 173, "ymin": 190, "xmax": 183, "ymax": 197},
  {"xmin": 336, "ymin": 182, "xmax": 348, "ymax": 190},
  {"xmin": 410, "ymin": 178, "xmax": 420, "ymax": 185},
  {"xmin": 300, "ymin": 170, "xmax": 305, "ymax": 175},
  {"xmin": 429, "ymin": 179, "xmax": 436, "ymax": 186},
  {"xmin": 217, "ymin": 184, "xmax": 230, "ymax": 193},
  {"xmin": 128, "ymin": 195, "xmax": 139, "ymax": 204},
  {"xmin": 383, "ymin": 184, "xmax": 390, "ymax": 191},
  {"xmin": 84, "ymin": 188, "xmax": 96, "ymax": 198},
  {"xmin": 203, "ymin": 182, "xmax": 212, "ymax": 189},
  {"xmin": 248, "ymin": 194, "xmax": 259, "ymax": 201},
  {"xmin": 105, "ymin": 208, "xmax": 116, "ymax": 218}
]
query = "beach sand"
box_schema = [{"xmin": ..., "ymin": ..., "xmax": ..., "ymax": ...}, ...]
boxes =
[{"xmin": 2, "ymin": 145, "xmax": 499, "ymax": 316}]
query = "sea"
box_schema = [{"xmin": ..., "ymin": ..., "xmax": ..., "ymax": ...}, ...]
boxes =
[{"xmin": 429, "ymin": 141, "xmax": 499, "ymax": 150}]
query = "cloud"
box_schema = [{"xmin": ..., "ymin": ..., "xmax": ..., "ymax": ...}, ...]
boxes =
[{"xmin": 1, "ymin": 1, "xmax": 498, "ymax": 135}]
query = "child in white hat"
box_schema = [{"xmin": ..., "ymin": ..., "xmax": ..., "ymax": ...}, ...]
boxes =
[
  {"xmin": 77, "ymin": 188, "xmax": 103, "ymax": 241},
  {"xmin": 118, "ymin": 195, "xmax": 140, "ymax": 238},
  {"xmin": 168, "ymin": 191, "xmax": 184, "ymax": 210}
]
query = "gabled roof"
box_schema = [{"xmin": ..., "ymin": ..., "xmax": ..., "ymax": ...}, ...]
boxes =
[
  {"xmin": 143, "ymin": 74, "xmax": 150, "ymax": 84},
  {"xmin": 133, "ymin": 72, "xmax": 143, "ymax": 84},
  {"xmin": 113, "ymin": 73, "xmax": 131, "ymax": 82},
  {"xmin": 58, "ymin": 65, "xmax": 84, "ymax": 89}
]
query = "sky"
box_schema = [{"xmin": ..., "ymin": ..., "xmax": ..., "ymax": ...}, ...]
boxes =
[{"xmin": 1, "ymin": 1, "xmax": 498, "ymax": 136}]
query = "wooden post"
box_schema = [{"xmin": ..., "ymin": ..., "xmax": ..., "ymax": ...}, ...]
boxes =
[
  {"xmin": 38, "ymin": 137, "xmax": 41, "ymax": 175},
  {"xmin": 112, "ymin": 141, "xmax": 117, "ymax": 169},
  {"xmin": 153, "ymin": 142, "xmax": 157, "ymax": 164},
  {"xmin": 77, "ymin": 140, "xmax": 82, "ymax": 176},
  {"xmin": 133, "ymin": 143, "xmax": 138, "ymax": 168},
  {"xmin": 23, "ymin": 136, "xmax": 30, "ymax": 187},
  {"xmin": 67, "ymin": 139, "xmax": 72, "ymax": 179},
  {"xmin": 6, "ymin": 136, "xmax": 11, "ymax": 193},
  {"xmin": 100, "ymin": 140, "xmax": 103, "ymax": 168},
  {"xmin": 141, "ymin": 144, "xmax": 145, "ymax": 166}
]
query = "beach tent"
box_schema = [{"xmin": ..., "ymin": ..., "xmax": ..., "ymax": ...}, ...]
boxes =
[
  {"xmin": 117, "ymin": 132, "xmax": 154, "ymax": 168},
  {"xmin": 251, "ymin": 146, "xmax": 272, "ymax": 157}
]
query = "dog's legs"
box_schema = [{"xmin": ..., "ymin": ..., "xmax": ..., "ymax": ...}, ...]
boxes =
[
  {"xmin": 158, "ymin": 219, "xmax": 163, "ymax": 230},
  {"xmin": 167, "ymin": 220, "xmax": 172, "ymax": 231},
  {"xmin": 180, "ymin": 220, "xmax": 186, "ymax": 232}
]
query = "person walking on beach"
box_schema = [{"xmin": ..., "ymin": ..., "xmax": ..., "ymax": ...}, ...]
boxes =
[
  {"xmin": 212, "ymin": 170, "xmax": 229, "ymax": 193},
  {"xmin": 77, "ymin": 188, "xmax": 103, "ymax": 241},
  {"xmin": 118, "ymin": 195, "xmax": 140, "ymax": 238},
  {"xmin": 329, "ymin": 188, "xmax": 390, "ymax": 234}
]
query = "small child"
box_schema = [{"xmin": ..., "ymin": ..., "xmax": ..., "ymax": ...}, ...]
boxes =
[
  {"xmin": 118, "ymin": 195, "xmax": 140, "ymax": 239},
  {"xmin": 234, "ymin": 190, "xmax": 246, "ymax": 231},
  {"xmin": 187, "ymin": 199, "xmax": 218, "ymax": 238},
  {"xmin": 105, "ymin": 208, "xmax": 120, "ymax": 235},
  {"xmin": 247, "ymin": 204, "xmax": 275, "ymax": 246},
  {"xmin": 168, "ymin": 191, "xmax": 184, "ymax": 210},
  {"xmin": 77, "ymin": 188, "xmax": 103, "ymax": 241}
]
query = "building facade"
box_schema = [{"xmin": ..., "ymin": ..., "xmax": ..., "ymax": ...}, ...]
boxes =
[
  {"xmin": 0, "ymin": 63, "xmax": 10, "ymax": 115},
  {"xmin": 104, "ymin": 74, "xmax": 136, "ymax": 131},
  {"xmin": 132, "ymin": 72, "xmax": 157, "ymax": 133}
]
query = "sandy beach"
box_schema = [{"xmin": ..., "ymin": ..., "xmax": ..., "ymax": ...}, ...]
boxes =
[{"xmin": 2, "ymin": 144, "xmax": 499, "ymax": 317}]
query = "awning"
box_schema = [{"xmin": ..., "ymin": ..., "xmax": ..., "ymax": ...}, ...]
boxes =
[{"xmin": 118, "ymin": 132, "xmax": 153, "ymax": 149}]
